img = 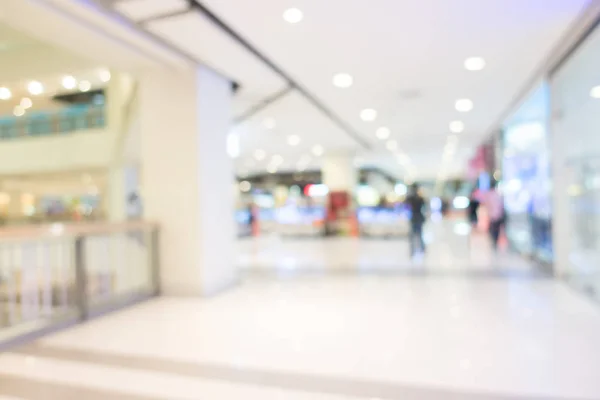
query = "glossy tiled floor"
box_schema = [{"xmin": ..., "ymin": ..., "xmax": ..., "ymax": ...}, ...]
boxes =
[
  {"xmin": 238, "ymin": 220, "xmax": 536, "ymax": 275},
  {"xmin": 1, "ymin": 222, "xmax": 600, "ymax": 399}
]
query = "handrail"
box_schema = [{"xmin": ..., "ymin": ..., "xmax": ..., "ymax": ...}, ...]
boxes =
[
  {"xmin": 0, "ymin": 220, "xmax": 158, "ymax": 240},
  {"xmin": 0, "ymin": 219, "xmax": 160, "ymax": 349},
  {"xmin": 0, "ymin": 105, "xmax": 105, "ymax": 140}
]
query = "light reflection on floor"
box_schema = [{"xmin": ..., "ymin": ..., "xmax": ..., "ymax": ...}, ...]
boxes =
[{"xmin": 237, "ymin": 219, "xmax": 536, "ymax": 275}]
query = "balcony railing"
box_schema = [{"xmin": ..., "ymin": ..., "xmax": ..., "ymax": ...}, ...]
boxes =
[
  {"xmin": 0, "ymin": 221, "xmax": 159, "ymax": 350},
  {"xmin": 0, "ymin": 105, "xmax": 106, "ymax": 140}
]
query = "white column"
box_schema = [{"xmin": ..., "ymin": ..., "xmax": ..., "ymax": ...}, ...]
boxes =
[
  {"xmin": 105, "ymin": 71, "xmax": 136, "ymax": 222},
  {"xmin": 322, "ymin": 152, "xmax": 357, "ymax": 192},
  {"xmin": 106, "ymin": 71, "xmax": 134, "ymax": 134},
  {"xmin": 140, "ymin": 66, "xmax": 236, "ymax": 296},
  {"xmin": 106, "ymin": 167, "xmax": 126, "ymax": 222}
]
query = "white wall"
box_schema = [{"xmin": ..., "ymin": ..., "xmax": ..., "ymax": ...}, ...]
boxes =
[
  {"xmin": 322, "ymin": 153, "xmax": 357, "ymax": 192},
  {"xmin": 0, "ymin": 130, "xmax": 115, "ymax": 175},
  {"xmin": 140, "ymin": 66, "xmax": 236, "ymax": 297}
]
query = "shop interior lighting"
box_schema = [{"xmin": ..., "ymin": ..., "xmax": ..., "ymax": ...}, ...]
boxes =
[
  {"xmin": 0, "ymin": 87, "xmax": 12, "ymax": 100},
  {"xmin": 20, "ymin": 98, "xmax": 33, "ymax": 109},
  {"xmin": 62, "ymin": 75, "xmax": 77, "ymax": 90},
  {"xmin": 28, "ymin": 81, "xmax": 44, "ymax": 96},
  {"xmin": 79, "ymin": 80, "xmax": 92, "ymax": 92}
]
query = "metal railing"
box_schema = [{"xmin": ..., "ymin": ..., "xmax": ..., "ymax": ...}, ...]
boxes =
[
  {"xmin": 0, "ymin": 221, "xmax": 159, "ymax": 349},
  {"xmin": 0, "ymin": 105, "xmax": 106, "ymax": 140}
]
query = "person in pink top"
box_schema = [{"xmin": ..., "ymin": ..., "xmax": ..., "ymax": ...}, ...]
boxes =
[{"xmin": 484, "ymin": 181, "xmax": 505, "ymax": 251}]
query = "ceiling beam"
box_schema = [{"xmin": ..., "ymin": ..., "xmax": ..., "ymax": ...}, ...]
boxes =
[
  {"xmin": 234, "ymin": 85, "xmax": 293, "ymax": 124},
  {"xmin": 187, "ymin": 0, "xmax": 371, "ymax": 150}
]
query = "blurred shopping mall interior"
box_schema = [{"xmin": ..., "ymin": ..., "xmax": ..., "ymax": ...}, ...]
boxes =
[{"xmin": 1, "ymin": 0, "xmax": 600, "ymax": 399}]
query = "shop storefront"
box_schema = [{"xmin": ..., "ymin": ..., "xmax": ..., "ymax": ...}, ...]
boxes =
[
  {"xmin": 501, "ymin": 83, "xmax": 553, "ymax": 263},
  {"xmin": 551, "ymin": 22, "xmax": 600, "ymax": 299}
]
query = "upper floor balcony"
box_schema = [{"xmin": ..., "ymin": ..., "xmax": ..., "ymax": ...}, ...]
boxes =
[{"xmin": 0, "ymin": 104, "xmax": 105, "ymax": 140}]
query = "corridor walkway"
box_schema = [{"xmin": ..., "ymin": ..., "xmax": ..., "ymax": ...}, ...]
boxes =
[
  {"xmin": 238, "ymin": 220, "xmax": 538, "ymax": 276},
  {"xmin": 1, "ymin": 223, "xmax": 599, "ymax": 399}
]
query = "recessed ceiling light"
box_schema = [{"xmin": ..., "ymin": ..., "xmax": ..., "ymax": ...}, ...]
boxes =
[
  {"xmin": 263, "ymin": 117, "xmax": 276, "ymax": 130},
  {"xmin": 20, "ymin": 98, "xmax": 32, "ymax": 109},
  {"xmin": 287, "ymin": 135, "xmax": 301, "ymax": 146},
  {"xmin": 62, "ymin": 75, "xmax": 77, "ymax": 90},
  {"xmin": 13, "ymin": 105, "xmax": 25, "ymax": 117},
  {"xmin": 455, "ymin": 99, "xmax": 473, "ymax": 112},
  {"xmin": 312, "ymin": 145, "xmax": 324, "ymax": 156},
  {"xmin": 332, "ymin": 73, "xmax": 353, "ymax": 88},
  {"xmin": 449, "ymin": 121, "xmax": 465, "ymax": 133},
  {"xmin": 0, "ymin": 87, "xmax": 12, "ymax": 100},
  {"xmin": 99, "ymin": 69, "xmax": 111, "ymax": 83},
  {"xmin": 283, "ymin": 8, "xmax": 303, "ymax": 24},
  {"xmin": 360, "ymin": 108, "xmax": 377, "ymax": 122},
  {"xmin": 254, "ymin": 149, "xmax": 266, "ymax": 161},
  {"xmin": 239, "ymin": 181, "xmax": 252, "ymax": 192},
  {"xmin": 79, "ymin": 80, "xmax": 91, "ymax": 92},
  {"xmin": 386, "ymin": 140, "xmax": 398, "ymax": 151},
  {"xmin": 464, "ymin": 57, "xmax": 486, "ymax": 71},
  {"xmin": 376, "ymin": 127, "xmax": 391, "ymax": 140},
  {"xmin": 28, "ymin": 81, "xmax": 44, "ymax": 96},
  {"xmin": 590, "ymin": 85, "xmax": 600, "ymax": 99}
]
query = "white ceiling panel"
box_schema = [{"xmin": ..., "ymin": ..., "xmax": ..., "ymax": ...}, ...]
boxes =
[
  {"xmin": 233, "ymin": 89, "xmax": 358, "ymax": 174},
  {"xmin": 76, "ymin": 0, "xmax": 591, "ymax": 180},
  {"xmin": 146, "ymin": 11, "xmax": 288, "ymax": 118},
  {"xmin": 114, "ymin": 0, "xmax": 189, "ymax": 22},
  {"xmin": 200, "ymin": 0, "xmax": 589, "ymax": 179}
]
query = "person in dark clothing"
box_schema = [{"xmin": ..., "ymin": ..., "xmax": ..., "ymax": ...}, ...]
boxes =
[
  {"xmin": 468, "ymin": 189, "xmax": 480, "ymax": 227},
  {"xmin": 406, "ymin": 183, "xmax": 427, "ymax": 257},
  {"xmin": 484, "ymin": 181, "xmax": 505, "ymax": 251}
]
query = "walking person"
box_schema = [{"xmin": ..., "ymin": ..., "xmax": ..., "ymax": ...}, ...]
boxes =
[
  {"xmin": 406, "ymin": 183, "xmax": 427, "ymax": 258},
  {"xmin": 468, "ymin": 188, "xmax": 481, "ymax": 229},
  {"xmin": 484, "ymin": 181, "xmax": 505, "ymax": 251}
]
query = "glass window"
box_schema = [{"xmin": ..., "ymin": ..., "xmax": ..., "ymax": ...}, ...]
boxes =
[
  {"xmin": 502, "ymin": 83, "xmax": 553, "ymax": 262},
  {"xmin": 551, "ymin": 24, "xmax": 600, "ymax": 298}
]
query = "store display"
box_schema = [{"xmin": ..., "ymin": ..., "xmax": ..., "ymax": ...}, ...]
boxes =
[{"xmin": 501, "ymin": 83, "xmax": 552, "ymax": 262}]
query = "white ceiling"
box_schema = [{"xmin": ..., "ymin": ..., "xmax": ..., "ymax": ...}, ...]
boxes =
[
  {"xmin": 1, "ymin": 0, "xmax": 592, "ymax": 181},
  {"xmin": 0, "ymin": 23, "xmax": 112, "ymax": 116},
  {"xmin": 0, "ymin": 170, "xmax": 106, "ymax": 196},
  {"xmin": 104, "ymin": 0, "xmax": 589, "ymax": 180},
  {"xmin": 0, "ymin": 23, "xmax": 98, "ymax": 83}
]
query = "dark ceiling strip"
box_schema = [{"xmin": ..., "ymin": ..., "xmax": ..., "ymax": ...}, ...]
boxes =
[
  {"xmin": 85, "ymin": 0, "xmax": 199, "ymax": 66},
  {"xmin": 136, "ymin": 7, "xmax": 193, "ymax": 25},
  {"xmin": 549, "ymin": 15, "xmax": 600, "ymax": 75},
  {"xmin": 188, "ymin": 0, "xmax": 371, "ymax": 150},
  {"xmin": 234, "ymin": 85, "xmax": 293, "ymax": 124}
]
